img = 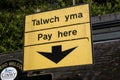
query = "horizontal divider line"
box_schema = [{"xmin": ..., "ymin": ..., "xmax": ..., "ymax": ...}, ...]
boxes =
[
  {"xmin": 25, "ymin": 22, "xmax": 90, "ymax": 33},
  {"xmin": 24, "ymin": 37, "xmax": 89, "ymax": 47}
]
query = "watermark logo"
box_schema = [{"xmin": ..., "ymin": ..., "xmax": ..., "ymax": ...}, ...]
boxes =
[{"xmin": 0, "ymin": 67, "xmax": 17, "ymax": 80}]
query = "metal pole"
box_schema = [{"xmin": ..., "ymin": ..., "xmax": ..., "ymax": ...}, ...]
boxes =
[{"xmin": 73, "ymin": 0, "xmax": 76, "ymax": 5}]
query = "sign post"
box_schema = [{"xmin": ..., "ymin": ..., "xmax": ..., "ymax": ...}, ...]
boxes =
[{"xmin": 24, "ymin": 4, "xmax": 93, "ymax": 71}]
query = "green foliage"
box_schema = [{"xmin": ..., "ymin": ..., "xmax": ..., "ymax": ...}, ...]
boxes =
[
  {"xmin": 0, "ymin": 11, "xmax": 24, "ymax": 52},
  {"xmin": 91, "ymin": 0, "xmax": 120, "ymax": 16},
  {"xmin": 0, "ymin": 0, "xmax": 120, "ymax": 53}
]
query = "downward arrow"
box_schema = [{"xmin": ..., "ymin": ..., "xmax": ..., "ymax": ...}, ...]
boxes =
[{"xmin": 37, "ymin": 45, "xmax": 77, "ymax": 63}]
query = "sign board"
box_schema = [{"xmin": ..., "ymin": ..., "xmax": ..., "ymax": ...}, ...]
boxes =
[{"xmin": 24, "ymin": 4, "xmax": 93, "ymax": 71}]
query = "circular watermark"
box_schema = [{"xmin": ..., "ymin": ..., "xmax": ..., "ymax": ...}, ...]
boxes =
[{"xmin": 0, "ymin": 67, "xmax": 17, "ymax": 80}]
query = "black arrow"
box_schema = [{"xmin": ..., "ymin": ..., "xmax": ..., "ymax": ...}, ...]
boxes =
[{"xmin": 37, "ymin": 45, "xmax": 77, "ymax": 63}]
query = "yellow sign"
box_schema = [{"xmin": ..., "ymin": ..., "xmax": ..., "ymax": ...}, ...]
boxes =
[
  {"xmin": 24, "ymin": 4, "xmax": 93, "ymax": 71},
  {"xmin": 25, "ymin": 4, "xmax": 90, "ymax": 32}
]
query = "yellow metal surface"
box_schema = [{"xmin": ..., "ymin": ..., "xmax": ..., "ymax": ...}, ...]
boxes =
[
  {"xmin": 24, "ymin": 39, "xmax": 92, "ymax": 71},
  {"xmin": 25, "ymin": 4, "xmax": 90, "ymax": 32},
  {"xmin": 24, "ymin": 23, "xmax": 90, "ymax": 46},
  {"xmin": 24, "ymin": 4, "xmax": 93, "ymax": 71}
]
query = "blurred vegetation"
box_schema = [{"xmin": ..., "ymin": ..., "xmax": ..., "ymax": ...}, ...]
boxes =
[{"xmin": 0, "ymin": 0, "xmax": 120, "ymax": 52}]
